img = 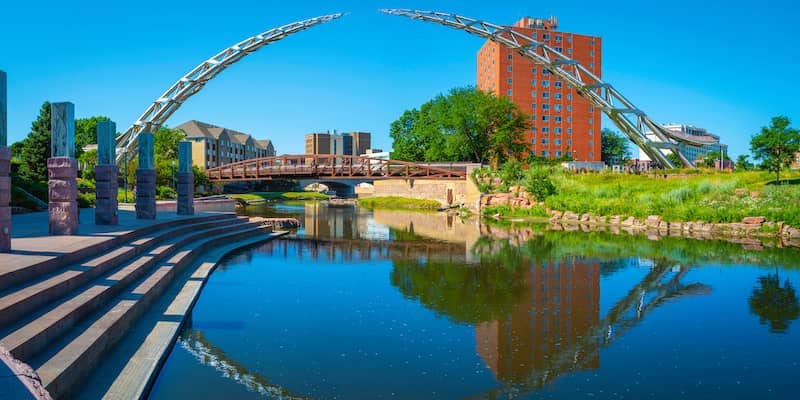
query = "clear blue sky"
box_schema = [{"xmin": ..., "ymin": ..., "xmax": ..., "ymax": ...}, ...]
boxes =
[{"xmin": 1, "ymin": 0, "xmax": 797, "ymax": 158}]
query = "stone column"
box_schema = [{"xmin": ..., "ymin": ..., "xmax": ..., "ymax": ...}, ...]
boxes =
[
  {"xmin": 136, "ymin": 132, "xmax": 156, "ymax": 219},
  {"xmin": 0, "ymin": 70, "xmax": 10, "ymax": 251},
  {"xmin": 95, "ymin": 120, "xmax": 118, "ymax": 225},
  {"xmin": 49, "ymin": 102, "xmax": 79, "ymax": 235},
  {"xmin": 177, "ymin": 141, "xmax": 194, "ymax": 215}
]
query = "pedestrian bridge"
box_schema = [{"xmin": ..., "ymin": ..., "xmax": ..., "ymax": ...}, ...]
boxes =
[{"xmin": 206, "ymin": 154, "xmax": 470, "ymax": 182}]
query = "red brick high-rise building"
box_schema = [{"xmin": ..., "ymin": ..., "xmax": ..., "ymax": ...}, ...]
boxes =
[{"xmin": 477, "ymin": 17, "xmax": 602, "ymax": 161}]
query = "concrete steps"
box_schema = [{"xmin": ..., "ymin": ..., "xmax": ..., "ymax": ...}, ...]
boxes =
[
  {"xmin": 0, "ymin": 213, "xmax": 234, "ymax": 292},
  {"xmin": 35, "ymin": 223, "xmax": 270, "ymax": 399},
  {"xmin": 0, "ymin": 213, "xmax": 277, "ymax": 399},
  {"xmin": 0, "ymin": 218, "xmax": 254, "ymax": 361}
]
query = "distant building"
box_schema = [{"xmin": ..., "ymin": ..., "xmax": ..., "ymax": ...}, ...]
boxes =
[
  {"xmin": 361, "ymin": 148, "xmax": 390, "ymax": 160},
  {"xmin": 304, "ymin": 130, "xmax": 371, "ymax": 156},
  {"xmin": 638, "ymin": 124, "xmax": 727, "ymax": 164},
  {"xmin": 793, "ymin": 152, "xmax": 800, "ymax": 169},
  {"xmin": 477, "ymin": 16, "xmax": 603, "ymax": 161},
  {"xmin": 177, "ymin": 120, "xmax": 275, "ymax": 170}
]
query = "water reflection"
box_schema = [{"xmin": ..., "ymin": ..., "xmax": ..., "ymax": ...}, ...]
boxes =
[
  {"xmin": 155, "ymin": 203, "xmax": 800, "ymax": 399},
  {"xmin": 749, "ymin": 273, "xmax": 800, "ymax": 333}
]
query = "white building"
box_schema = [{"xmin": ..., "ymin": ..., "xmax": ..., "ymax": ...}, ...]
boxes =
[{"xmin": 638, "ymin": 124, "xmax": 727, "ymax": 163}]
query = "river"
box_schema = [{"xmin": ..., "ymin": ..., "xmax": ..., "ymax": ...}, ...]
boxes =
[{"xmin": 148, "ymin": 201, "xmax": 800, "ymax": 399}]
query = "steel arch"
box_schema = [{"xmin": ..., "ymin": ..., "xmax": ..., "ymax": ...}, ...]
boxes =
[
  {"xmin": 115, "ymin": 13, "xmax": 344, "ymax": 163},
  {"xmin": 381, "ymin": 9, "xmax": 715, "ymax": 168}
]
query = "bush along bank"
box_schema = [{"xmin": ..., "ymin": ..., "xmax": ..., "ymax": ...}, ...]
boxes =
[
  {"xmin": 473, "ymin": 165, "xmax": 800, "ymax": 241},
  {"xmin": 358, "ymin": 196, "xmax": 442, "ymax": 210}
]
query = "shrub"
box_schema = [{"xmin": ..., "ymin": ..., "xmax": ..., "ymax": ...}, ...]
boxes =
[
  {"xmin": 77, "ymin": 192, "xmax": 95, "ymax": 208},
  {"xmin": 156, "ymin": 185, "xmax": 177, "ymax": 200},
  {"xmin": 523, "ymin": 167, "xmax": 558, "ymax": 201}
]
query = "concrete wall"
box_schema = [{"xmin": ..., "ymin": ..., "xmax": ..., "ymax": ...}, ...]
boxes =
[
  {"xmin": 371, "ymin": 209, "xmax": 481, "ymax": 262},
  {"xmin": 154, "ymin": 198, "xmax": 235, "ymax": 213},
  {"xmin": 371, "ymin": 175, "xmax": 482, "ymax": 210}
]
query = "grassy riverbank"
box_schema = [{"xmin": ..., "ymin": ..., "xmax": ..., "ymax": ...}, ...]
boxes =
[
  {"xmin": 229, "ymin": 191, "xmax": 331, "ymax": 203},
  {"xmin": 358, "ymin": 196, "xmax": 441, "ymax": 210},
  {"xmin": 480, "ymin": 169, "xmax": 800, "ymax": 226}
]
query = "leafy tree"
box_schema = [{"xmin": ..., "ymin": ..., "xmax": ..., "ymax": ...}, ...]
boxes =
[
  {"xmin": 74, "ymin": 116, "xmax": 110, "ymax": 157},
  {"xmin": 665, "ymin": 152, "xmax": 682, "ymax": 168},
  {"xmin": 78, "ymin": 149, "xmax": 98, "ymax": 180},
  {"xmin": 390, "ymin": 86, "xmax": 528, "ymax": 166},
  {"xmin": 749, "ymin": 273, "xmax": 800, "ymax": 333},
  {"xmin": 736, "ymin": 154, "xmax": 753, "ymax": 171},
  {"xmin": 192, "ymin": 165, "xmax": 209, "ymax": 189},
  {"xmin": 601, "ymin": 128, "xmax": 631, "ymax": 166},
  {"xmin": 153, "ymin": 126, "xmax": 186, "ymax": 187},
  {"xmin": 17, "ymin": 102, "xmax": 51, "ymax": 182},
  {"xmin": 750, "ymin": 116, "xmax": 800, "ymax": 183},
  {"xmin": 700, "ymin": 150, "xmax": 730, "ymax": 168}
]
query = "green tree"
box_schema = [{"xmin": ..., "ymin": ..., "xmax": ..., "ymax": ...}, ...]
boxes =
[
  {"xmin": 750, "ymin": 116, "xmax": 800, "ymax": 183},
  {"xmin": 78, "ymin": 149, "xmax": 98, "ymax": 180},
  {"xmin": 389, "ymin": 86, "xmax": 528, "ymax": 166},
  {"xmin": 700, "ymin": 150, "xmax": 730, "ymax": 168},
  {"xmin": 17, "ymin": 102, "xmax": 51, "ymax": 182},
  {"xmin": 665, "ymin": 152, "xmax": 682, "ymax": 168},
  {"xmin": 153, "ymin": 126, "xmax": 186, "ymax": 187},
  {"xmin": 192, "ymin": 165, "xmax": 209, "ymax": 190},
  {"xmin": 736, "ymin": 154, "xmax": 753, "ymax": 171},
  {"xmin": 601, "ymin": 128, "xmax": 631, "ymax": 166},
  {"xmin": 74, "ymin": 116, "xmax": 110, "ymax": 157}
]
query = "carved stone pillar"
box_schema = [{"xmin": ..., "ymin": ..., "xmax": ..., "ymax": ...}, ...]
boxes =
[
  {"xmin": 49, "ymin": 102, "xmax": 78, "ymax": 235},
  {"xmin": 95, "ymin": 121, "xmax": 118, "ymax": 225},
  {"xmin": 177, "ymin": 141, "xmax": 194, "ymax": 215},
  {"xmin": 135, "ymin": 132, "xmax": 156, "ymax": 219}
]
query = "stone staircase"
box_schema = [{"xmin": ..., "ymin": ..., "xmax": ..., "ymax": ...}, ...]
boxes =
[{"xmin": 0, "ymin": 213, "xmax": 277, "ymax": 399}]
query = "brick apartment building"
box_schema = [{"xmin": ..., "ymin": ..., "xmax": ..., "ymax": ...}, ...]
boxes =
[{"xmin": 477, "ymin": 17, "xmax": 602, "ymax": 161}]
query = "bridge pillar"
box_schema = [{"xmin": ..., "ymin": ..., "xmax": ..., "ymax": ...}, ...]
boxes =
[
  {"xmin": 176, "ymin": 141, "xmax": 194, "ymax": 215},
  {"xmin": 0, "ymin": 70, "xmax": 10, "ymax": 251},
  {"xmin": 95, "ymin": 120, "xmax": 118, "ymax": 225},
  {"xmin": 136, "ymin": 132, "xmax": 156, "ymax": 219},
  {"xmin": 48, "ymin": 102, "xmax": 79, "ymax": 235}
]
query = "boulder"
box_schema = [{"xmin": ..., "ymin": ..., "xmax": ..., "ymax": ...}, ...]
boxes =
[
  {"xmin": 645, "ymin": 215, "xmax": 662, "ymax": 227},
  {"xmin": 742, "ymin": 216, "xmax": 766, "ymax": 225}
]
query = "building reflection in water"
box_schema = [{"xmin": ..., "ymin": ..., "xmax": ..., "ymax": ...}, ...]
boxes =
[{"xmin": 475, "ymin": 259, "xmax": 600, "ymax": 385}]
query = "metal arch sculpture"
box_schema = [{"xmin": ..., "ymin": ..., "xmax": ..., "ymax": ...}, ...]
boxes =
[
  {"xmin": 381, "ymin": 9, "xmax": 716, "ymax": 168},
  {"xmin": 115, "ymin": 13, "xmax": 344, "ymax": 163}
]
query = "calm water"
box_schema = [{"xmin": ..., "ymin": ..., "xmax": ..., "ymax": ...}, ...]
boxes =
[{"xmin": 149, "ymin": 202, "xmax": 800, "ymax": 399}]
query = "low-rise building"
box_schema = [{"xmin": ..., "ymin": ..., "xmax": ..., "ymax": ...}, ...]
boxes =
[
  {"xmin": 305, "ymin": 130, "xmax": 371, "ymax": 156},
  {"xmin": 638, "ymin": 124, "xmax": 727, "ymax": 165},
  {"xmin": 177, "ymin": 120, "xmax": 275, "ymax": 170}
]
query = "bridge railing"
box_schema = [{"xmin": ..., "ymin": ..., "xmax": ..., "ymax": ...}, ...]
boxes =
[{"xmin": 206, "ymin": 154, "xmax": 470, "ymax": 181}]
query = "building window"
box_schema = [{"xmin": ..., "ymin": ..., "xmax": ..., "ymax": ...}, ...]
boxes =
[
  {"xmin": 508, "ymin": 54, "xmax": 513, "ymax": 60},
  {"xmin": 589, "ymin": 140, "xmax": 594, "ymax": 146},
  {"xmin": 542, "ymin": 80, "xmax": 550, "ymax": 87},
  {"xmin": 531, "ymin": 115, "xmax": 537, "ymax": 120},
  {"xmin": 590, "ymin": 39, "xmax": 595, "ymax": 45},
  {"xmin": 589, "ymin": 129, "xmax": 594, "ymax": 136},
  {"xmin": 531, "ymin": 79, "xmax": 536, "ymax": 85},
  {"xmin": 507, "ymin": 78, "xmax": 512, "ymax": 84},
  {"xmin": 542, "ymin": 92, "xmax": 550, "ymax": 98},
  {"xmin": 554, "ymin": 81, "xmax": 563, "ymax": 88},
  {"xmin": 542, "ymin": 104, "xmax": 550, "ymax": 110},
  {"xmin": 555, "ymin": 35, "xmax": 562, "ymax": 42},
  {"xmin": 589, "ymin": 151, "xmax": 594, "ymax": 158},
  {"xmin": 567, "ymin": 36, "xmax": 572, "ymax": 43},
  {"xmin": 554, "ymin": 105, "xmax": 561, "ymax": 111},
  {"xmin": 531, "ymin": 67, "xmax": 537, "ymax": 74},
  {"xmin": 589, "ymin": 62, "xmax": 595, "ymax": 68},
  {"xmin": 555, "ymin": 116, "xmax": 563, "ymax": 123},
  {"xmin": 589, "ymin": 51, "xmax": 595, "ymax": 57},
  {"xmin": 555, "ymin": 151, "xmax": 562, "ymax": 157},
  {"xmin": 543, "ymin": 33, "xmax": 550, "ymax": 40},
  {"xmin": 531, "ymin": 91, "xmax": 537, "ymax": 97},
  {"xmin": 567, "ymin": 139, "xmax": 572, "ymax": 145},
  {"xmin": 542, "ymin": 115, "xmax": 550, "ymax": 121},
  {"xmin": 567, "ymin": 116, "xmax": 572, "ymax": 122},
  {"xmin": 567, "ymin": 94, "xmax": 573, "ymax": 100},
  {"xmin": 589, "ymin": 118, "xmax": 594, "ymax": 124},
  {"xmin": 507, "ymin": 66, "xmax": 512, "ymax": 72},
  {"xmin": 568, "ymin": 48, "xmax": 573, "ymax": 54},
  {"xmin": 542, "ymin": 127, "xmax": 550, "ymax": 133},
  {"xmin": 567, "ymin": 129, "xmax": 573, "ymax": 134},
  {"xmin": 554, "ymin": 127, "xmax": 562, "ymax": 134},
  {"xmin": 543, "ymin": 69, "xmax": 551, "ymax": 75},
  {"xmin": 554, "ymin": 93, "xmax": 562, "ymax": 99},
  {"xmin": 531, "ymin": 103, "xmax": 537, "ymax": 109},
  {"xmin": 531, "ymin": 126, "xmax": 537, "ymax": 132},
  {"xmin": 507, "ymin": 89, "xmax": 513, "ymax": 96},
  {"xmin": 555, "ymin": 47, "xmax": 563, "ymax": 52},
  {"xmin": 541, "ymin": 138, "xmax": 549, "ymax": 145},
  {"xmin": 542, "ymin": 150, "xmax": 549, "ymax": 156},
  {"xmin": 589, "ymin": 107, "xmax": 594, "ymax": 112},
  {"xmin": 555, "ymin": 139, "xmax": 562, "ymax": 146},
  {"xmin": 567, "ymin": 105, "xmax": 572, "ymax": 111}
]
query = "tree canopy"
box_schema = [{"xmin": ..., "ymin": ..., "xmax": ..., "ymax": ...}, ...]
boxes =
[
  {"xmin": 750, "ymin": 116, "xmax": 800, "ymax": 183},
  {"xmin": 600, "ymin": 128, "xmax": 631, "ymax": 166},
  {"xmin": 17, "ymin": 102, "xmax": 51, "ymax": 182},
  {"xmin": 390, "ymin": 87, "xmax": 529, "ymax": 167},
  {"xmin": 75, "ymin": 115, "xmax": 110, "ymax": 157},
  {"xmin": 749, "ymin": 273, "xmax": 800, "ymax": 333}
]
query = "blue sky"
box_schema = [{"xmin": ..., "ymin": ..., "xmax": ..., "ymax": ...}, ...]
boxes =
[{"xmin": 1, "ymin": 0, "xmax": 797, "ymax": 157}]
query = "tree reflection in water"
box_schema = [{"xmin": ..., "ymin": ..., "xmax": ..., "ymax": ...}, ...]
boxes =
[{"xmin": 749, "ymin": 273, "xmax": 800, "ymax": 333}]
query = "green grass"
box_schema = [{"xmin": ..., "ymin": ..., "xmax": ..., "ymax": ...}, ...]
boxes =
[
  {"xmin": 490, "ymin": 170, "xmax": 800, "ymax": 226},
  {"xmin": 482, "ymin": 204, "xmax": 549, "ymax": 218},
  {"xmin": 229, "ymin": 191, "xmax": 331, "ymax": 203},
  {"xmin": 358, "ymin": 196, "xmax": 442, "ymax": 210}
]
